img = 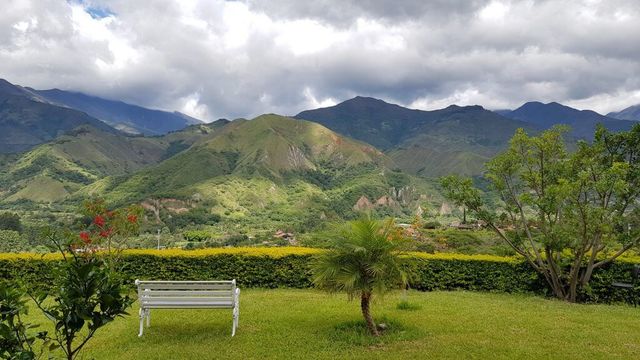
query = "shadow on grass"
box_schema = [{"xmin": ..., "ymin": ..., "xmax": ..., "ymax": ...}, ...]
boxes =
[{"xmin": 327, "ymin": 317, "xmax": 420, "ymax": 347}]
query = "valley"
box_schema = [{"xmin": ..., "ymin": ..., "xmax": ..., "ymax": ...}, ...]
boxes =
[{"xmin": 0, "ymin": 78, "xmax": 638, "ymax": 256}]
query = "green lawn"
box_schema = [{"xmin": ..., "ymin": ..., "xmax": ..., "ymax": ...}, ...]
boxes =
[{"xmin": 33, "ymin": 290, "xmax": 640, "ymax": 359}]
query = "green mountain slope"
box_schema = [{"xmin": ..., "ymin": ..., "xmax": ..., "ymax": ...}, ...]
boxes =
[
  {"xmin": 0, "ymin": 111, "xmax": 448, "ymax": 239},
  {"xmin": 0, "ymin": 122, "xmax": 220, "ymax": 203},
  {"xmin": 99, "ymin": 115, "xmax": 446, "ymax": 236},
  {"xmin": 106, "ymin": 114, "xmax": 389, "ymax": 202}
]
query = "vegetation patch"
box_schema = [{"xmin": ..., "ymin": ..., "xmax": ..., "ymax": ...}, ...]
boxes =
[
  {"xmin": 329, "ymin": 317, "xmax": 419, "ymax": 346},
  {"xmin": 396, "ymin": 300, "xmax": 421, "ymax": 311}
]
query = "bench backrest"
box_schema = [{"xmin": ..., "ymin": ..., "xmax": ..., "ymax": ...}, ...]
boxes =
[{"xmin": 135, "ymin": 280, "xmax": 237, "ymax": 309}]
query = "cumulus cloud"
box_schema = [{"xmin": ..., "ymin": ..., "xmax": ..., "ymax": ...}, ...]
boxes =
[{"xmin": 0, "ymin": 0, "xmax": 639, "ymax": 120}]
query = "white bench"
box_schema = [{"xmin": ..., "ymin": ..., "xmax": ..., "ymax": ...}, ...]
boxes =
[{"xmin": 135, "ymin": 279, "xmax": 240, "ymax": 337}]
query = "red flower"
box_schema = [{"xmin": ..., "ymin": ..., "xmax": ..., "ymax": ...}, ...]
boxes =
[
  {"xmin": 93, "ymin": 215, "xmax": 106, "ymax": 227},
  {"xmin": 99, "ymin": 228, "xmax": 113, "ymax": 238},
  {"xmin": 127, "ymin": 214, "xmax": 138, "ymax": 224},
  {"xmin": 79, "ymin": 232, "xmax": 91, "ymax": 244}
]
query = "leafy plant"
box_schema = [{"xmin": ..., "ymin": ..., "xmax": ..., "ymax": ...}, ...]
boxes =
[
  {"xmin": 313, "ymin": 217, "xmax": 410, "ymax": 336},
  {"xmin": 441, "ymin": 125, "xmax": 640, "ymax": 302},
  {"xmin": 30, "ymin": 249, "xmax": 133, "ymax": 360},
  {"xmin": 0, "ymin": 281, "xmax": 51, "ymax": 359},
  {"xmin": 14, "ymin": 199, "xmax": 141, "ymax": 360}
]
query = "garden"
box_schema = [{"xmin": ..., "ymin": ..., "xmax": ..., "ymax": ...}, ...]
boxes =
[
  {"xmin": 17, "ymin": 289, "xmax": 640, "ymax": 359},
  {"xmin": 2, "ymin": 127, "xmax": 640, "ymax": 359}
]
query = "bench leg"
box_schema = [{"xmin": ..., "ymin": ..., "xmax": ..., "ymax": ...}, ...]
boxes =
[
  {"xmin": 146, "ymin": 309, "xmax": 151, "ymax": 328},
  {"xmin": 138, "ymin": 308, "xmax": 145, "ymax": 337},
  {"xmin": 232, "ymin": 288, "xmax": 240, "ymax": 337},
  {"xmin": 232, "ymin": 307, "xmax": 238, "ymax": 337}
]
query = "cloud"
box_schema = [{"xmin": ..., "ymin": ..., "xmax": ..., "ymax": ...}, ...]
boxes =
[{"xmin": 0, "ymin": 0, "xmax": 639, "ymax": 120}]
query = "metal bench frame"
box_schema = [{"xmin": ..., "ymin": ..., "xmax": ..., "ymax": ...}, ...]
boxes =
[{"xmin": 135, "ymin": 279, "xmax": 240, "ymax": 337}]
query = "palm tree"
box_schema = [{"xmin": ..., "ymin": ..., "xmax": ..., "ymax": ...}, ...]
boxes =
[{"xmin": 313, "ymin": 217, "xmax": 409, "ymax": 336}]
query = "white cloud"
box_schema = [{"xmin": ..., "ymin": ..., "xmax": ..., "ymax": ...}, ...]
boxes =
[
  {"xmin": 179, "ymin": 92, "xmax": 211, "ymax": 120},
  {"xmin": 478, "ymin": 1, "xmax": 509, "ymax": 22},
  {"xmin": 0, "ymin": 0, "xmax": 639, "ymax": 120}
]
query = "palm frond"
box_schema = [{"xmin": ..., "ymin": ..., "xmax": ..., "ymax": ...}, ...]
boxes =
[{"xmin": 312, "ymin": 216, "xmax": 411, "ymax": 298}]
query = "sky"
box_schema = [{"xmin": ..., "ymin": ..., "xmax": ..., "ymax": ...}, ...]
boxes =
[{"xmin": 1, "ymin": 0, "xmax": 639, "ymax": 121}]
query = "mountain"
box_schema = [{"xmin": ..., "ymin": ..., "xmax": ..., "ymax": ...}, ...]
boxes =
[
  {"xmin": 0, "ymin": 79, "xmax": 116, "ymax": 153},
  {"xmin": 31, "ymin": 88, "xmax": 202, "ymax": 135},
  {"xmin": 295, "ymin": 97, "xmax": 535, "ymax": 176},
  {"xmin": 608, "ymin": 104, "xmax": 640, "ymax": 121},
  {"xmin": 106, "ymin": 114, "xmax": 389, "ymax": 201},
  {"xmin": 295, "ymin": 96, "xmax": 429, "ymax": 150},
  {"xmin": 100, "ymin": 114, "xmax": 442, "ymax": 231},
  {"xmin": 0, "ymin": 112, "xmax": 442, "ymax": 235},
  {"xmin": 0, "ymin": 122, "xmax": 221, "ymax": 203},
  {"xmin": 500, "ymin": 101, "xmax": 635, "ymax": 138},
  {"xmin": 388, "ymin": 105, "xmax": 534, "ymax": 176}
]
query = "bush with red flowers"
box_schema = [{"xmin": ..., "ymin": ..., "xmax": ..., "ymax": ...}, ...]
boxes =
[
  {"xmin": 72, "ymin": 199, "xmax": 143, "ymax": 254},
  {"xmin": 0, "ymin": 199, "xmax": 142, "ymax": 360}
]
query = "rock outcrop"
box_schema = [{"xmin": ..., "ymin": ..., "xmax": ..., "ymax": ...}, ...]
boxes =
[{"xmin": 353, "ymin": 195, "xmax": 374, "ymax": 211}]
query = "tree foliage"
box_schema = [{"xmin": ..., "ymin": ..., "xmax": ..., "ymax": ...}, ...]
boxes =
[
  {"xmin": 1, "ymin": 199, "xmax": 139, "ymax": 360},
  {"xmin": 0, "ymin": 281, "xmax": 52, "ymax": 359},
  {"xmin": 313, "ymin": 217, "xmax": 409, "ymax": 335},
  {"xmin": 0, "ymin": 214, "xmax": 21, "ymax": 233},
  {"xmin": 441, "ymin": 125, "xmax": 640, "ymax": 302}
]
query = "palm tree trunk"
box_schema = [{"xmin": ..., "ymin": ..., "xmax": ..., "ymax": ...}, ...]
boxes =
[{"xmin": 360, "ymin": 291, "xmax": 379, "ymax": 336}]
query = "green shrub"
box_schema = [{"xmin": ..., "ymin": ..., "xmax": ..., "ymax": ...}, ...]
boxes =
[
  {"xmin": 0, "ymin": 249, "xmax": 637, "ymax": 304},
  {"xmin": 0, "ymin": 212, "xmax": 22, "ymax": 232},
  {"xmin": 423, "ymin": 221, "xmax": 441, "ymax": 229},
  {"xmin": 182, "ymin": 230, "xmax": 212, "ymax": 242},
  {"xmin": 0, "ymin": 230, "xmax": 27, "ymax": 252}
]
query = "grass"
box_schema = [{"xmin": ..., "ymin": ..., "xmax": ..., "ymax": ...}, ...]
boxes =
[{"xmin": 24, "ymin": 289, "xmax": 640, "ymax": 359}]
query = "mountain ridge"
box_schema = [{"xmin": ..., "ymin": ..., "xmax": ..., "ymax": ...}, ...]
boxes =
[
  {"xmin": 295, "ymin": 96, "xmax": 536, "ymax": 176},
  {"xmin": 608, "ymin": 104, "xmax": 640, "ymax": 121},
  {"xmin": 0, "ymin": 80, "xmax": 118, "ymax": 153},
  {"xmin": 31, "ymin": 87, "xmax": 202, "ymax": 135},
  {"xmin": 500, "ymin": 101, "xmax": 635, "ymax": 138}
]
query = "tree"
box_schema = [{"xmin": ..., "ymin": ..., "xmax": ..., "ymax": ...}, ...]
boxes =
[
  {"xmin": 0, "ymin": 230, "xmax": 26, "ymax": 253},
  {"xmin": 313, "ymin": 217, "xmax": 409, "ymax": 336},
  {"xmin": 441, "ymin": 125, "xmax": 640, "ymax": 302},
  {"xmin": 0, "ymin": 213, "xmax": 21, "ymax": 233}
]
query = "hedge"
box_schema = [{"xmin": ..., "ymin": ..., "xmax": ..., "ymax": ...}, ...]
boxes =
[{"xmin": 0, "ymin": 247, "xmax": 638, "ymax": 304}]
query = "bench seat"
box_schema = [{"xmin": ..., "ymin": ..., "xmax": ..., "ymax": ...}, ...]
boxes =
[{"xmin": 135, "ymin": 279, "xmax": 240, "ymax": 337}]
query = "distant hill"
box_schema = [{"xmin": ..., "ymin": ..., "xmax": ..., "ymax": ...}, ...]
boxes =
[
  {"xmin": 389, "ymin": 105, "xmax": 534, "ymax": 176},
  {"xmin": 295, "ymin": 97, "xmax": 534, "ymax": 176},
  {"xmin": 31, "ymin": 88, "xmax": 202, "ymax": 135},
  {"xmin": 608, "ymin": 104, "xmax": 640, "ymax": 121},
  {"xmin": 500, "ymin": 101, "xmax": 635, "ymax": 138},
  {"xmin": 0, "ymin": 79, "xmax": 116, "ymax": 153},
  {"xmin": 0, "ymin": 122, "xmax": 220, "ymax": 203},
  {"xmin": 295, "ymin": 96, "xmax": 427, "ymax": 149}
]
